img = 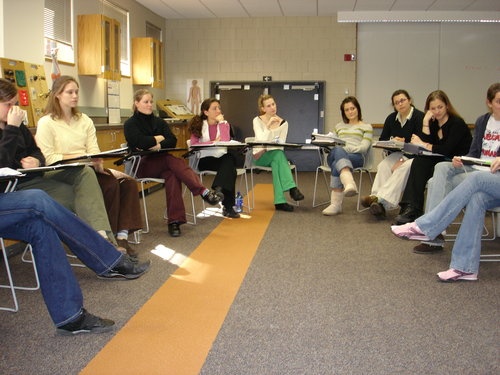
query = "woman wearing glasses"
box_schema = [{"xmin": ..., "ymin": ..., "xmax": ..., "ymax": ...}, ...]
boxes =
[{"xmin": 360, "ymin": 90, "xmax": 424, "ymax": 219}]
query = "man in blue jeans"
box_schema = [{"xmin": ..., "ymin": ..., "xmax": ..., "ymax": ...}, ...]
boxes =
[{"xmin": 0, "ymin": 189, "xmax": 151, "ymax": 335}]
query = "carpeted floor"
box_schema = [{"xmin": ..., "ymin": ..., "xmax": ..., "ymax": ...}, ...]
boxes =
[{"xmin": 0, "ymin": 171, "xmax": 498, "ymax": 375}]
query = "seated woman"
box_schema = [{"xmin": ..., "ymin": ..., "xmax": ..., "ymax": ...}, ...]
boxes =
[
  {"xmin": 0, "ymin": 78, "xmax": 114, "ymax": 249},
  {"xmin": 124, "ymin": 89, "xmax": 223, "ymax": 237},
  {"xmin": 323, "ymin": 96, "xmax": 373, "ymax": 216},
  {"xmin": 251, "ymin": 94, "xmax": 304, "ymax": 212},
  {"xmin": 361, "ymin": 89, "xmax": 424, "ymax": 219},
  {"xmin": 36, "ymin": 76, "xmax": 142, "ymax": 256},
  {"xmin": 188, "ymin": 98, "xmax": 240, "ymax": 218},
  {"xmin": 394, "ymin": 90, "xmax": 472, "ymax": 225},
  {"xmin": 391, "ymin": 160, "xmax": 500, "ymax": 282}
]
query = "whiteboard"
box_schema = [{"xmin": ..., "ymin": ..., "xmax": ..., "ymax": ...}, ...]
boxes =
[{"xmin": 357, "ymin": 23, "xmax": 500, "ymax": 125}]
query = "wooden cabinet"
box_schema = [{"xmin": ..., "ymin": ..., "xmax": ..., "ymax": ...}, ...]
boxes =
[
  {"xmin": 77, "ymin": 14, "xmax": 121, "ymax": 80},
  {"xmin": 96, "ymin": 126, "xmax": 125, "ymax": 170},
  {"xmin": 132, "ymin": 37, "xmax": 164, "ymax": 88}
]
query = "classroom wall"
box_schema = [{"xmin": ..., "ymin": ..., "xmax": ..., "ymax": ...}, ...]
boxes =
[
  {"xmin": 357, "ymin": 22, "xmax": 500, "ymax": 125},
  {"xmin": 164, "ymin": 17, "xmax": 357, "ymax": 129}
]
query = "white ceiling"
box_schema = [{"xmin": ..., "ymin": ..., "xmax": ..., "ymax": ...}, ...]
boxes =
[{"xmin": 135, "ymin": 0, "xmax": 500, "ymax": 19}]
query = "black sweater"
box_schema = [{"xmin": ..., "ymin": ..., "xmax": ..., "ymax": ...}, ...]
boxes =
[{"xmin": 124, "ymin": 111, "xmax": 177, "ymax": 151}]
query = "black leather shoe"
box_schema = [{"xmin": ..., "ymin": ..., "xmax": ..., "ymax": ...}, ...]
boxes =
[
  {"xmin": 275, "ymin": 203, "xmax": 294, "ymax": 212},
  {"xmin": 289, "ymin": 187, "xmax": 304, "ymax": 201},
  {"xmin": 413, "ymin": 243, "xmax": 444, "ymax": 254},
  {"xmin": 369, "ymin": 202, "xmax": 386, "ymax": 219},
  {"xmin": 202, "ymin": 189, "xmax": 224, "ymax": 205},
  {"xmin": 57, "ymin": 308, "xmax": 114, "ymax": 336},
  {"xmin": 223, "ymin": 207, "xmax": 241, "ymax": 218},
  {"xmin": 413, "ymin": 234, "xmax": 445, "ymax": 254},
  {"xmin": 168, "ymin": 222, "xmax": 181, "ymax": 237},
  {"xmin": 98, "ymin": 255, "xmax": 151, "ymax": 280},
  {"xmin": 394, "ymin": 206, "xmax": 422, "ymax": 225}
]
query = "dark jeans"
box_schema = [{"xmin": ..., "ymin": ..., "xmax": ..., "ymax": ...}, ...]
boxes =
[{"xmin": 0, "ymin": 190, "xmax": 122, "ymax": 326}]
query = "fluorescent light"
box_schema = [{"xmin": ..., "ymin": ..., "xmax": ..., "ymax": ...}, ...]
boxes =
[{"xmin": 337, "ymin": 11, "xmax": 500, "ymax": 23}]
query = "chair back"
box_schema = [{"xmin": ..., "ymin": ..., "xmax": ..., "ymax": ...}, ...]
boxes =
[
  {"xmin": 243, "ymin": 137, "xmax": 256, "ymax": 168},
  {"xmin": 361, "ymin": 144, "xmax": 374, "ymax": 171},
  {"xmin": 123, "ymin": 155, "xmax": 142, "ymax": 178},
  {"xmin": 186, "ymin": 140, "xmax": 202, "ymax": 172}
]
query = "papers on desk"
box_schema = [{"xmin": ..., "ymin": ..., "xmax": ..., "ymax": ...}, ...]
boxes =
[
  {"xmin": 460, "ymin": 156, "xmax": 492, "ymax": 167},
  {"xmin": 460, "ymin": 156, "xmax": 492, "ymax": 171},
  {"xmin": 247, "ymin": 141, "xmax": 302, "ymax": 148},
  {"xmin": 373, "ymin": 140, "xmax": 404, "ymax": 151},
  {"xmin": 0, "ymin": 167, "xmax": 25, "ymax": 177},
  {"xmin": 402, "ymin": 143, "xmax": 443, "ymax": 157},
  {"xmin": 190, "ymin": 140, "xmax": 246, "ymax": 147},
  {"xmin": 311, "ymin": 132, "xmax": 346, "ymax": 146},
  {"xmin": 60, "ymin": 147, "xmax": 129, "ymax": 163},
  {"xmin": 18, "ymin": 163, "xmax": 89, "ymax": 173}
]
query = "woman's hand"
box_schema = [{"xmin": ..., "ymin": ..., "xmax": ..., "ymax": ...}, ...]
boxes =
[
  {"xmin": 215, "ymin": 114, "xmax": 225, "ymax": 123},
  {"xmin": 7, "ymin": 106, "xmax": 25, "ymax": 127},
  {"xmin": 91, "ymin": 158, "xmax": 106, "ymax": 174},
  {"xmin": 19, "ymin": 156, "xmax": 40, "ymax": 169},
  {"xmin": 392, "ymin": 136, "xmax": 405, "ymax": 143},
  {"xmin": 148, "ymin": 143, "xmax": 161, "ymax": 151},
  {"xmin": 411, "ymin": 134, "xmax": 423, "ymax": 145},
  {"xmin": 267, "ymin": 115, "xmax": 282, "ymax": 130},
  {"xmin": 154, "ymin": 135, "xmax": 165, "ymax": 144},
  {"xmin": 422, "ymin": 111, "xmax": 433, "ymax": 135},
  {"xmin": 491, "ymin": 157, "xmax": 500, "ymax": 173},
  {"xmin": 452, "ymin": 156, "xmax": 463, "ymax": 168}
]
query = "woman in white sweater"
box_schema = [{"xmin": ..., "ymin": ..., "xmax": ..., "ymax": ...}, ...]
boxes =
[{"xmin": 252, "ymin": 94, "xmax": 304, "ymax": 212}]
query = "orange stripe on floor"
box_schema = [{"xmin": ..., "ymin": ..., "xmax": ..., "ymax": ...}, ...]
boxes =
[{"xmin": 80, "ymin": 184, "xmax": 275, "ymax": 375}]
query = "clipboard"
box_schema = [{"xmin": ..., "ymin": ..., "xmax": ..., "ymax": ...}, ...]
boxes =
[{"xmin": 156, "ymin": 100, "xmax": 195, "ymax": 120}]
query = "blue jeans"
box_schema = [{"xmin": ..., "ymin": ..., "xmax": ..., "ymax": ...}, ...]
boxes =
[
  {"xmin": 416, "ymin": 172, "xmax": 500, "ymax": 273},
  {"xmin": 424, "ymin": 161, "xmax": 474, "ymax": 213},
  {"xmin": 327, "ymin": 147, "xmax": 364, "ymax": 189},
  {"xmin": 0, "ymin": 190, "xmax": 122, "ymax": 326}
]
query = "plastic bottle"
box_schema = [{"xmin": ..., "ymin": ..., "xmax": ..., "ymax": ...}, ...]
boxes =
[{"xmin": 234, "ymin": 191, "xmax": 243, "ymax": 213}]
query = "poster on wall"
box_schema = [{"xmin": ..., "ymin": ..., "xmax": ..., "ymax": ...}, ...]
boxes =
[{"xmin": 186, "ymin": 78, "xmax": 203, "ymax": 114}]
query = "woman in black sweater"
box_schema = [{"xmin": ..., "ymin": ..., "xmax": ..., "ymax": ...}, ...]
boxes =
[
  {"xmin": 124, "ymin": 89, "xmax": 223, "ymax": 237},
  {"xmin": 394, "ymin": 90, "xmax": 472, "ymax": 225}
]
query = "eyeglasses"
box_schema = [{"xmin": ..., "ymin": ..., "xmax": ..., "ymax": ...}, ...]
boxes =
[{"xmin": 394, "ymin": 98, "xmax": 408, "ymax": 106}]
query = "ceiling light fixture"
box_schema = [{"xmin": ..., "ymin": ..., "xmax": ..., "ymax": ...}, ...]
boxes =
[{"xmin": 337, "ymin": 11, "xmax": 500, "ymax": 23}]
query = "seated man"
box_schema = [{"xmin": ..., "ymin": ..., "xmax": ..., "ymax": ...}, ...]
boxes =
[
  {"xmin": 0, "ymin": 189, "xmax": 151, "ymax": 335},
  {"xmin": 413, "ymin": 82, "xmax": 500, "ymax": 253}
]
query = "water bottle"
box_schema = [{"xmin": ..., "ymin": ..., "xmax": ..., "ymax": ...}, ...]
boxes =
[{"xmin": 234, "ymin": 191, "xmax": 243, "ymax": 213}]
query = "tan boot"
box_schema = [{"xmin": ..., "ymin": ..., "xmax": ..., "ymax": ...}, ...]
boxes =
[
  {"xmin": 340, "ymin": 170, "xmax": 358, "ymax": 197},
  {"xmin": 322, "ymin": 191, "xmax": 343, "ymax": 216}
]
